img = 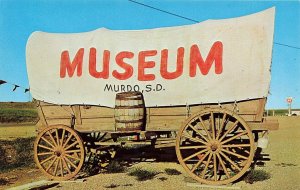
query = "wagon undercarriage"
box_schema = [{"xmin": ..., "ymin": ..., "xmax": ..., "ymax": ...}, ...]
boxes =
[{"xmin": 33, "ymin": 97, "xmax": 278, "ymax": 185}]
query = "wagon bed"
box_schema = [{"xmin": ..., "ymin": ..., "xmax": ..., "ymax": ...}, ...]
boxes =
[{"xmin": 36, "ymin": 98, "xmax": 278, "ymax": 133}]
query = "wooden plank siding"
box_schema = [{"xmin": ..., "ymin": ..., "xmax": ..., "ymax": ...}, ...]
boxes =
[{"xmin": 36, "ymin": 98, "xmax": 267, "ymax": 132}]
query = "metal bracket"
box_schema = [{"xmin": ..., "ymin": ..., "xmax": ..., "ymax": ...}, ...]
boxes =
[
  {"xmin": 186, "ymin": 103, "xmax": 191, "ymax": 118},
  {"xmin": 218, "ymin": 101, "xmax": 222, "ymax": 108},
  {"xmin": 70, "ymin": 115, "xmax": 75, "ymax": 128},
  {"xmin": 232, "ymin": 100, "xmax": 239, "ymax": 113}
]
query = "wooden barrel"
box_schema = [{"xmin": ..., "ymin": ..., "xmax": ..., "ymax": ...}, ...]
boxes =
[{"xmin": 114, "ymin": 91, "xmax": 145, "ymax": 131}]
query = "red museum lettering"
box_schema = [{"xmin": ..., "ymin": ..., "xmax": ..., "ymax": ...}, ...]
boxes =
[{"xmin": 60, "ymin": 41, "xmax": 223, "ymax": 80}]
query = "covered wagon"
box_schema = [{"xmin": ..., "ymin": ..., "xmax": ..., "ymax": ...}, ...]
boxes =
[{"xmin": 26, "ymin": 7, "xmax": 278, "ymax": 185}]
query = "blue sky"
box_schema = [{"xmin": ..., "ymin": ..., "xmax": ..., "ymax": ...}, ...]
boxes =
[{"xmin": 0, "ymin": 0, "xmax": 299, "ymax": 109}]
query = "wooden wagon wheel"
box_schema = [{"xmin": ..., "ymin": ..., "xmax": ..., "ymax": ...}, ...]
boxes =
[
  {"xmin": 176, "ymin": 108, "xmax": 255, "ymax": 185},
  {"xmin": 34, "ymin": 125, "xmax": 85, "ymax": 180},
  {"xmin": 82, "ymin": 132, "xmax": 117, "ymax": 169}
]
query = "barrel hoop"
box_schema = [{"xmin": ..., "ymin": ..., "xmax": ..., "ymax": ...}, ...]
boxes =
[
  {"xmin": 116, "ymin": 127, "xmax": 142, "ymax": 132},
  {"xmin": 116, "ymin": 97, "xmax": 142, "ymax": 100},
  {"xmin": 116, "ymin": 92, "xmax": 142, "ymax": 98},
  {"xmin": 115, "ymin": 119, "xmax": 144, "ymax": 123},
  {"xmin": 115, "ymin": 105, "xmax": 144, "ymax": 109}
]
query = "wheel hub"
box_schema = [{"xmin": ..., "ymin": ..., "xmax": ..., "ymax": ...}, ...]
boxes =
[
  {"xmin": 54, "ymin": 147, "xmax": 64, "ymax": 157},
  {"xmin": 54, "ymin": 150, "xmax": 62, "ymax": 157},
  {"xmin": 209, "ymin": 141, "xmax": 220, "ymax": 152},
  {"xmin": 211, "ymin": 144, "xmax": 218, "ymax": 151}
]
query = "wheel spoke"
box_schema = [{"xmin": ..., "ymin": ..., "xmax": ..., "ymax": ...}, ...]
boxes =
[
  {"xmin": 41, "ymin": 136, "xmax": 55, "ymax": 148},
  {"xmin": 74, "ymin": 151, "xmax": 80, "ymax": 158},
  {"xmin": 62, "ymin": 157, "xmax": 71, "ymax": 174},
  {"xmin": 96, "ymin": 132, "xmax": 101, "ymax": 140},
  {"xmin": 59, "ymin": 158, "xmax": 64, "ymax": 177},
  {"xmin": 55, "ymin": 129, "xmax": 60, "ymax": 146},
  {"xmin": 211, "ymin": 112, "xmax": 216, "ymax": 140},
  {"xmin": 191, "ymin": 151, "xmax": 210, "ymax": 172},
  {"xmin": 189, "ymin": 124, "xmax": 209, "ymax": 142},
  {"xmin": 180, "ymin": 145, "xmax": 207, "ymax": 150},
  {"xmin": 63, "ymin": 134, "xmax": 73, "ymax": 148},
  {"xmin": 183, "ymin": 148, "xmax": 209, "ymax": 162},
  {"xmin": 222, "ymin": 144, "xmax": 251, "ymax": 148},
  {"xmin": 216, "ymin": 113, "xmax": 227, "ymax": 140},
  {"xmin": 40, "ymin": 155, "xmax": 55, "ymax": 165},
  {"xmin": 199, "ymin": 116, "xmax": 213, "ymax": 141},
  {"xmin": 53, "ymin": 157, "xmax": 59, "ymax": 176},
  {"xmin": 65, "ymin": 153, "xmax": 81, "ymax": 161},
  {"xmin": 221, "ymin": 148, "xmax": 248, "ymax": 160},
  {"xmin": 65, "ymin": 156, "xmax": 78, "ymax": 169},
  {"xmin": 46, "ymin": 157, "xmax": 57, "ymax": 172},
  {"xmin": 219, "ymin": 121, "xmax": 239, "ymax": 142},
  {"xmin": 38, "ymin": 144, "xmax": 54, "ymax": 152},
  {"xmin": 201, "ymin": 153, "xmax": 213, "ymax": 178},
  {"xmin": 47, "ymin": 131, "xmax": 58, "ymax": 147},
  {"xmin": 65, "ymin": 141, "xmax": 79, "ymax": 151},
  {"xmin": 65, "ymin": 149, "xmax": 82, "ymax": 154},
  {"xmin": 219, "ymin": 151, "xmax": 241, "ymax": 172},
  {"xmin": 38, "ymin": 152, "xmax": 53, "ymax": 156},
  {"xmin": 60, "ymin": 129, "xmax": 66, "ymax": 146},
  {"xmin": 182, "ymin": 133, "xmax": 208, "ymax": 145},
  {"xmin": 216, "ymin": 153, "xmax": 230, "ymax": 178},
  {"xmin": 221, "ymin": 131, "xmax": 248, "ymax": 145},
  {"xmin": 213, "ymin": 153, "xmax": 217, "ymax": 181}
]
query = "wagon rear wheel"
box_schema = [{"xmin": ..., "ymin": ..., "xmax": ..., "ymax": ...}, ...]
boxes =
[
  {"xmin": 34, "ymin": 125, "xmax": 85, "ymax": 181},
  {"xmin": 82, "ymin": 132, "xmax": 117, "ymax": 169},
  {"xmin": 176, "ymin": 108, "xmax": 255, "ymax": 185}
]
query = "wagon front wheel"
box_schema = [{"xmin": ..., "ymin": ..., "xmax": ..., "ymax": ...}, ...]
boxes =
[
  {"xmin": 176, "ymin": 108, "xmax": 255, "ymax": 185},
  {"xmin": 34, "ymin": 125, "xmax": 85, "ymax": 180}
]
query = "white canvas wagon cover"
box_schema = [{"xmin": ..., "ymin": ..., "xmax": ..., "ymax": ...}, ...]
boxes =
[{"xmin": 26, "ymin": 7, "xmax": 275, "ymax": 107}]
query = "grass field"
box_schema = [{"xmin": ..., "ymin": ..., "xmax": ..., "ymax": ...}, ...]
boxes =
[
  {"xmin": 0, "ymin": 102, "xmax": 38, "ymax": 123},
  {"xmin": 0, "ymin": 102, "xmax": 35, "ymax": 109},
  {"xmin": 265, "ymin": 109, "xmax": 289, "ymax": 116},
  {"xmin": 0, "ymin": 102, "xmax": 37, "ymax": 139},
  {"xmin": 0, "ymin": 125, "xmax": 36, "ymax": 140}
]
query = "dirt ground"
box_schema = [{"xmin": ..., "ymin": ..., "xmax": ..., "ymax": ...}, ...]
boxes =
[{"xmin": 1, "ymin": 116, "xmax": 300, "ymax": 190}]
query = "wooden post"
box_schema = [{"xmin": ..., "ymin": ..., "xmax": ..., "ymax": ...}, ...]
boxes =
[
  {"xmin": 36, "ymin": 101, "xmax": 48, "ymax": 127},
  {"xmin": 147, "ymin": 108, "xmax": 151, "ymax": 123},
  {"xmin": 288, "ymin": 102, "xmax": 292, "ymax": 116},
  {"xmin": 254, "ymin": 98, "xmax": 266, "ymax": 121},
  {"xmin": 72, "ymin": 105, "xmax": 82, "ymax": 125}
]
